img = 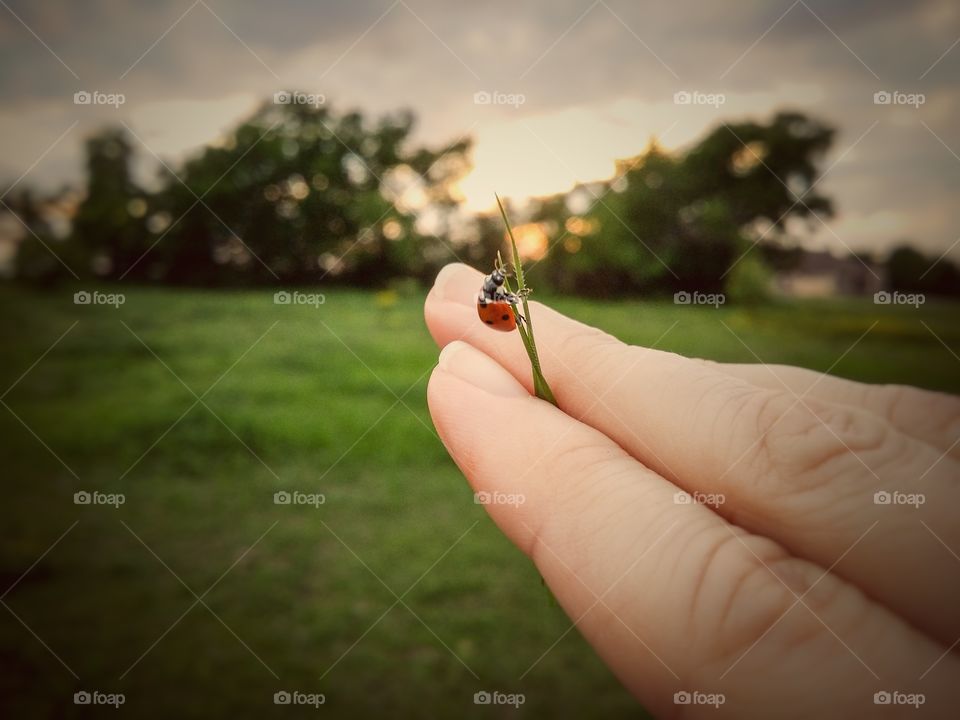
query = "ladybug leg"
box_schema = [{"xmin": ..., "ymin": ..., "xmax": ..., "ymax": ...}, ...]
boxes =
[{"xmin": 500, "ymin": 286, "xmax": 530, "ymax": 304}]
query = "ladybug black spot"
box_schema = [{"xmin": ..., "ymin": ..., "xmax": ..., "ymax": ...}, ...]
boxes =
[
  {"xmin": 485, "ymin": 320, "xmax": 494, "ymax": 325},
  {"xmin": 501, "ymin": 314, "xmax": 509, "ymax": 321}
]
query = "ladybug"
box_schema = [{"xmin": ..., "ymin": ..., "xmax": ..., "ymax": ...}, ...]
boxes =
[{"xmin": 477, "ymin": 266, "xmax": 524, "ymax": 332}]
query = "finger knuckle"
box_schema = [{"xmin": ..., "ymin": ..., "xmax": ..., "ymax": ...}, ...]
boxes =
[
  {"xmin": 882, "ymin": 384, "xmax": 960, "ymax": 442},
  {"xmin": 555, "ymin": 323, "xmax": 627, "ymax": 383},
  {"xmin": 749, "ymin": 395, "xmax": 892, "ymax": 493},
  {"xmin": 526, "ymin": 441, "xmax": 634, "ymax": 559},
  {"xmin": 543, "ymin": 441, "xmax": 627, "ymax": 508},
  {"xmin": 690, "ymin": 533, "xmax": 847, "ymax": 676}
]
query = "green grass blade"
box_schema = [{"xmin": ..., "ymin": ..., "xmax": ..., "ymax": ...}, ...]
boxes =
[{"xmin": 495, "ymin": 194, "xmax": 557, "ymax": 406}]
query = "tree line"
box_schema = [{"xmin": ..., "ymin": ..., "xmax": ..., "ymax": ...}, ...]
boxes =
[{"xmin": 4, "ymin": 99, "xmax": 957, "ymax": 299}]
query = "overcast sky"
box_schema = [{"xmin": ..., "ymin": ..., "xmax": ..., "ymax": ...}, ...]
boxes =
[{"xmin": 1, "ymin": 0, "xmax": 958, "ymax": 258}]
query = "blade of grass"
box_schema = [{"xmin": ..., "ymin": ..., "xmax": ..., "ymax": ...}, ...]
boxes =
[{"xmin": 496, "ymin": 195, "xmax": 557, "ymax": 406}]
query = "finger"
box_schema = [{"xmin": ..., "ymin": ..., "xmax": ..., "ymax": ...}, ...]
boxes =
[
  {"xmin": 425, "ymin": 263, "xmax": 960, "ymax": 646},
  {"xmin": 428, "ymin": 340, "xmax": 959, "ymax": 719},
  {"xmin": 710, "ymin": 362, "xmax": 960, "ymax": 459}
]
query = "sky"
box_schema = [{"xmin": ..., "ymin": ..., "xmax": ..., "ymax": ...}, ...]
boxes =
[{"xmin": 1, "ymin": 0, "xmax": 958, "ymax": 259}]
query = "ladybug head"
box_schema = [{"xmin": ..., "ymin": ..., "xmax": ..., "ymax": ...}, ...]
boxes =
[{"xmin": 490, "ymin": 268, "xmax": 506, "ymax": 286}]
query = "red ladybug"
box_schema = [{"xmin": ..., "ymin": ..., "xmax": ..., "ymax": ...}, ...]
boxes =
[{"xmin": 477, "ymin": 266, "xmax": 523, "ymax": 332}]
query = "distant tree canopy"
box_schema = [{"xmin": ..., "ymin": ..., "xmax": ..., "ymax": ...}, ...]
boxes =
[
  {"xmin": 71, "ymin": 129, "xmax": 143, "ymax": 277},
  {"xmin": 887, "ymin": 244, "xmax": 960, "ymax": 296},
  {"xmin": 13, "ymin": 98, "xmax": 470, "ymax": 286},
  {"xmin": 526, "ymin": 112, "xmax": 836, "ymax": 297},
  {"xmin": 8, "ymin": 105, "xmax": 956, "ymax": 298}
]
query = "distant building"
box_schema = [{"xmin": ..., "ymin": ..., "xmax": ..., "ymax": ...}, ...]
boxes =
[{"xmin": 775, "ymin": 250, "xmax": 885, "ymax": 298}]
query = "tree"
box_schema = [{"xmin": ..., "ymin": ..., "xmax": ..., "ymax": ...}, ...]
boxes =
[
  {"xmin": 71, "ymin": 128, "xmax": 148, "ymax": 279},
  {"xmin": 888, "ymin": 244, "xmax": 960, "ymax": 297},
  {"xmin": 4, "ymin": 185, "xmax": 80, "ymax": 284},
  {"xmin": 536, "ymin": 112, "xmax": 835, "ymax": 297},
  {"xmin": 134, "ymin": 99, "xmax": 470, "ymax": 286},
  {"xmin": 13, "ymin": 98, "xmax": 471, "ymax": 286}
]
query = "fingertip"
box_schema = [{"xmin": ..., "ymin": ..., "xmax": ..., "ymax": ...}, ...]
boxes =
[
  {"xmin": 437, "ymin": 341, "xmax": 529, "ymax": 398},
  {"xmin": 432, "ymin": 262, "xmax": 482, "ymax": 306},
  {"xmin": 424, "ymin": 264, "xmax": 480, "ymax": 348},
  {"xmin": 427, "ymin": 342, "xmax": 530, "ymax": 477}
]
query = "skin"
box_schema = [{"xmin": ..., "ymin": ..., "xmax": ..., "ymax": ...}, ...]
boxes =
[{"xmin": 424, "ymin": 263, "xmax": 960, "ymax": 719}]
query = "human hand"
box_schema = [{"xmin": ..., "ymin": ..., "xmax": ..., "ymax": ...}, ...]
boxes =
[{"xmin": 424, "ymin": 263, "xmax": 960, "ymax": 719}]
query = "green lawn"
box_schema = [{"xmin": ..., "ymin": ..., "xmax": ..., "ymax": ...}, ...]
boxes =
[{"xmin": 1, "ymin": 284, "xmax": 958, "ymax": 719}]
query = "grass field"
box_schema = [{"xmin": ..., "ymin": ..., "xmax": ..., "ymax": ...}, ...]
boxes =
[{"xmin": 1, "ymin": 283, "xmax": 958, "ymax": 719}]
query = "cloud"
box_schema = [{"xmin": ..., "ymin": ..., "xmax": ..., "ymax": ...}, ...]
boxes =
[{"xmin": 0, "ymin": 0, "xmax": 958, "ymax": 256}]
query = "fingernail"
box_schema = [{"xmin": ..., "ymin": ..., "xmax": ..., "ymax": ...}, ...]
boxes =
[
  {"xmin": 438, "ymin": 341, "xmax": 528, "ymax": 398},
  {"xmin": 433, "ymin": 263, "xmax": 471, "ymax": 305}
]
